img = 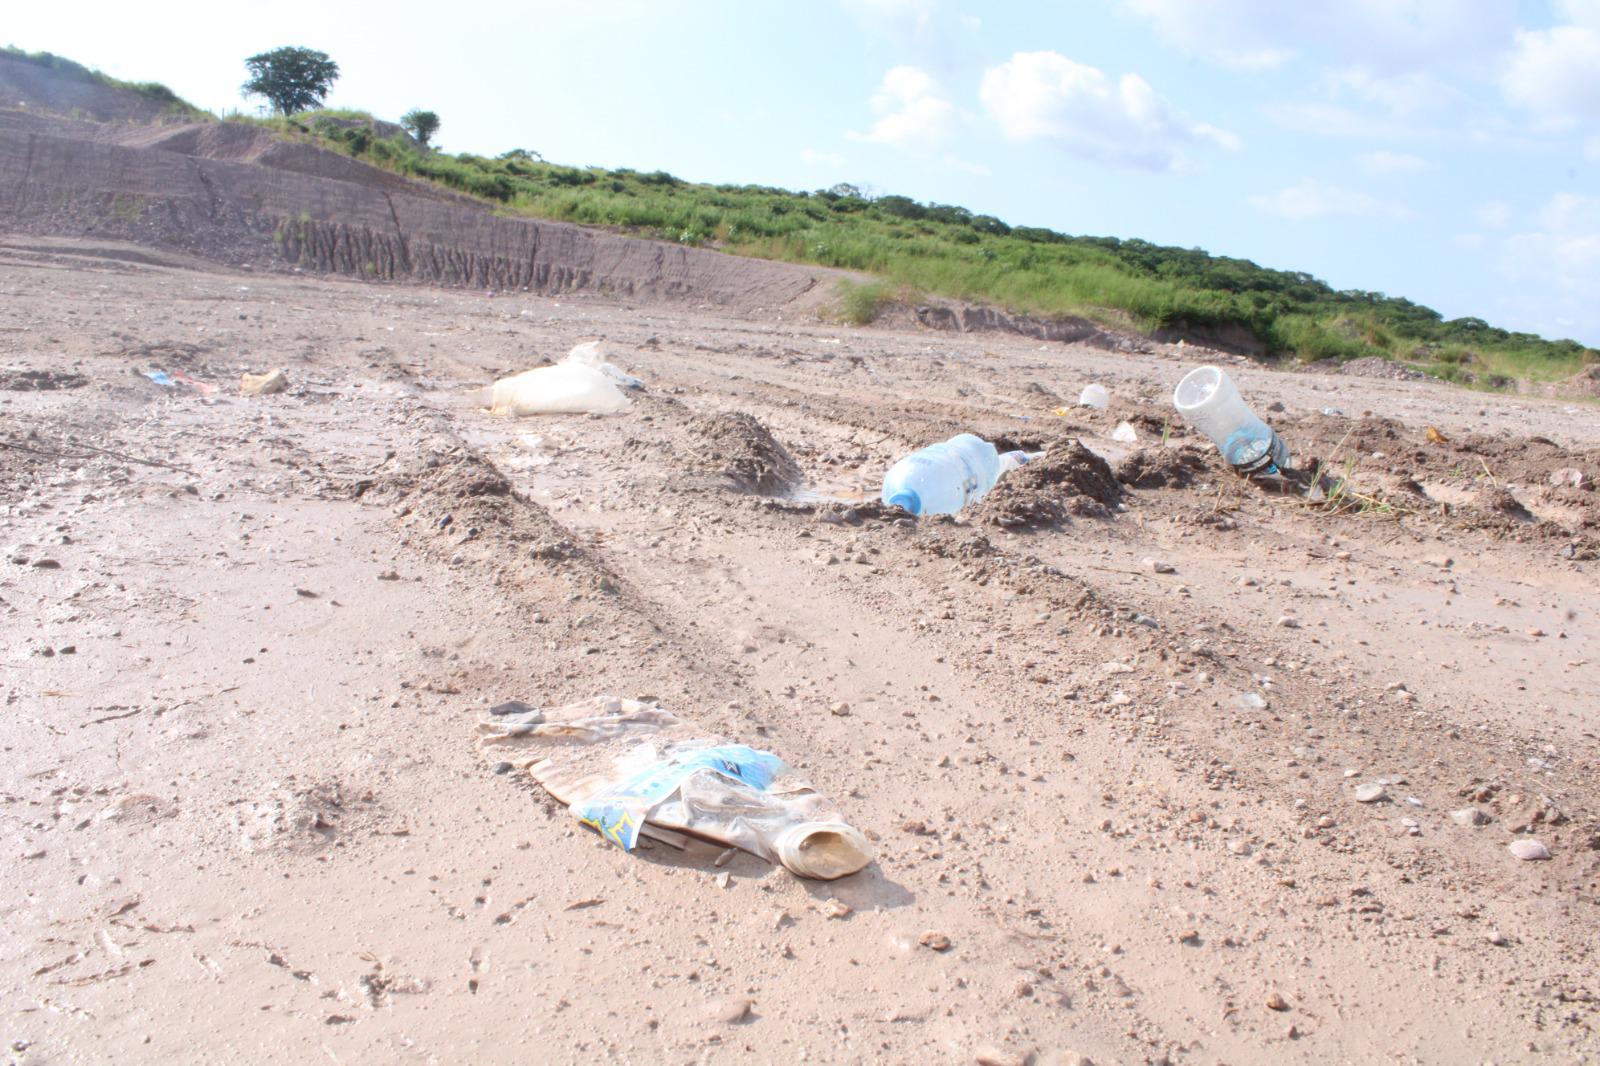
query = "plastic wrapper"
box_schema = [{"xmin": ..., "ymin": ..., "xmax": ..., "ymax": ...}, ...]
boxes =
[{"xmin": 477, "ymin": 696, "xmax": 873, "ymax": 880}]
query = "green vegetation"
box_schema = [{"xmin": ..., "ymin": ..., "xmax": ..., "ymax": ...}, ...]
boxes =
[
  {"xmin": 1, "ymin": 46, "xmax": 204, "ymax": 117},
  {"xmin": 255, "ymin": 126, "xmax": 1590, "ymax": 380},
  {"xmin": 241, "ymin": 46, "xmax": 339, "ymax": 116},
  {"xmin": 400, "ymin": 108, "xmax": 440, "ymax": 149}
]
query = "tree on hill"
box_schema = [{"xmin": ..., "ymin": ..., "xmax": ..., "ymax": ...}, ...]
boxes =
[
  {"xmin": 242, "ymin": 47, "xmax": 339, "ymax": 116},
  {"xmin": 401, "ymin": 109, "xmax": 440, "ymax": 148}
]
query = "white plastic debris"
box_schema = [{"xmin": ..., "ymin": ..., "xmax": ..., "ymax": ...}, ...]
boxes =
[
  {"xmin": 1078, "ymin": 383, "xmax": 1110, "ymax": 409},
  {"xmin": 1111, "ymin": 421, "xmax": 1138, "ymax": 443}
]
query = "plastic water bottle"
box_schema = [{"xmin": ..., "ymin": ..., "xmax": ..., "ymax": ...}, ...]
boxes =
[
  {"xmin": 1172, "ymin": 366, "xmax": 1289, "ymax": 477},
  {"xmin": 881, "ymin": 433, "xmax": 1003, "ymax": 516}
]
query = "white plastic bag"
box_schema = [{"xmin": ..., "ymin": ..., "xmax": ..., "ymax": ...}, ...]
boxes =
[
  {"xmin": 567, "ymin": 340, "xmax": 644, "ymax": 390},
  {"xmin": 484, "ymin": 360, "xmax": 629, "ymax": 416}
]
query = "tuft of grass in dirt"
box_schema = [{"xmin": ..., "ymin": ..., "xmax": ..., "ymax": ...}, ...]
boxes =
[{"xmin": 832, "ymin": 280, "xmax": 902, "ymax": 325}]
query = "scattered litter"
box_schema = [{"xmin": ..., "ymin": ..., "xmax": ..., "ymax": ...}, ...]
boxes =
[
  {"xmin": 240, "ymin": 368, "xmax": 288, "ymax": 396},
  {"xmin": 1321, "ymin": 407, "xmax": 1345, "ymax": 416},
  {"xmin": 997, "ymin": 449, "xmax": 1040, "ymax": 473},
  {"xmin": 1111, "ymin": 421, "xmax": 1138, "ymax": 443},
  {"xmin": 146, "ymin": 370, "xmax": 217, "ymax": 394},
  {"xmin": 1078, "ymin": 383, "xmax": 1110, "ymax": 409},
  {"xmin": 1425, "ymin": 426, "xmax": 1449, "ymax": 444},
  {"xmin": 477, "ymin": 696, "xmax": 872, "ymax": 879},
  {"xmin": 882, "ymin": 433, "xmax": 1004, "ymax": 516},
  {"xmin": 1172, "ymin": 366, "xmax": 1289, "ymax": 477}
]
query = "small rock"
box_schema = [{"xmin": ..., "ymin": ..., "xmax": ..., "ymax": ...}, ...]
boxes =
[
  {"xmin": 1549, "ymin": 467, "xmax": 1588, "ymax": 489},
  {"xmin": 1487, "ymin": 930, "xmax": 1508, "ymax": 946},
  {"xmin": 377, "ymin": 570, "xmax": 400, "ymax": 581},
  {"xmin": 1228, "ymin": 840, "xmax": 1253, "ymax": 856},
  {"xmin": 1449, "ymin": 807, "xmax": 1490, "ymax": 827},
  {"xmin": 975, "ymin": 1046, "xmax": 1027, "ymax": 1066},
  {"xmin": 1353, "ymin": 784, "xmax": 1388, "ymax": 803},
  {"xmin": 1111, "ymin": 421, "xmax": 1138, "ymax": 443},
  {"xmin": 1275, "ymin": 616, "xmax": 1301, "ymax": 629},
  {"xmin": 1266, "ymin": 992, "xmax": 1289, "ymax": 1012},
  {"xmin": 919, "ymin": 931, "xmax": 952, "ymax": 952},
  {"xmin": 491, "ymin": 761, "xmax": 513, "ymax": 775},
  {"xmin": 704, "ymin": 996, "xmax": 752, "ymax": 1024},
  {"xmin": 829, "ymin": 701, "xmax": 851, "ymax": 716},
  {"xmin": 1508, "ymin": 838, "xmax": 1551, "ymax": 861},
  {"xmin": 820, "ymin": 899, "xmax": 852, "ymax": 919},
  {"xmin": 1144, "ymin": 558, "xmax": 1176, "ymax": 574},
  {"xmin": 31, "ymin": 558, "xmax": 62, "ymax": 570}
]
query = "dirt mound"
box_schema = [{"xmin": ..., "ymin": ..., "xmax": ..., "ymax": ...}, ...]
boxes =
[
  {"xmin": 973, "ymin": 440, "xmax": 1123, "ymax": 529},
  {"xmin": 1339, "ymin": 356, "xmax": 1431, "ymax": 381},
  {"xmin": 0, "ymin": 368, "xmax": 87, "ymax": 391},
  {"xmin": 1115, "ymin": 444, "xmax": 1212, "ymax": 488},
  {"xmin": 690, "ymin": 412, "xmax": 802, "ymax": 494},
  {"xmin": 1560, "ymin": 364, "xmax": 1600, "ymax": 398}
]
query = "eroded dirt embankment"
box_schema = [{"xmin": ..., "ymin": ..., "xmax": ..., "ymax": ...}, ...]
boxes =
[{"xmin": 0, "ymin": 125, "xmax": 842, "ymax": 314}]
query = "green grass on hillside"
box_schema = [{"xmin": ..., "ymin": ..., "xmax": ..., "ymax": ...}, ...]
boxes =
[
  {"xmin": 2, "ymin": 46, "xmax": 205, "ymax": 118},
  {"xmin": 284, "ymin": 125, "xmax": 1589, "ymax": 384}
]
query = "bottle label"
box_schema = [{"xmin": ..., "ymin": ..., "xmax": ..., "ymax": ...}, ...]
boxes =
[{"xmin": 571, "ymin": 744, "xmax": 786, "ymax": 850}]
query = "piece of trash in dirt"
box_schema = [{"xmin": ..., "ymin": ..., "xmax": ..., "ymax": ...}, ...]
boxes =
[
  {"xmin": 1425, "ymin": 426, "xmax": 1449, "ymax": 444},
  {"xmin": 997, "ymin": 449, "xmax": 1041, "ymax": 473},
  {"xmin": 881, "ymin": 433, "xmax": 1007, "ymax": 516},
  {"xmin": 145, "ymin": 370, "xmax": 216, "ymax": 394},
  {"xmin": 1172, "ymin": 366, "xmax": 1290, "ymax": 477},
  {"xmin": 240, "ymin": 368, "xmax": 288, "ymax": 396},
  {"xmin": 1078, "ymin": 383, "xmax": 1110, "ymax": 409},
  {"xmin": 476, "ymin": 696, "xmax": 873, "ymax": 879},
  {"xmin": 566, "ymin": 340, "xmax": 645, "ymax": 390},
  {"xmin": 478, "ymin": 344, "xmax": 631, "ymax": 416},
  {"xmin": 1111, "ymin": 421, "xmax": 1138, "ymax": 443}
]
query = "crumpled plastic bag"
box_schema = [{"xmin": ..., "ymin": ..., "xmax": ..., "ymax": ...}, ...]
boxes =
[{"xmin": 477, "ymin": 696, "xmax": 873, "ymax": 880}]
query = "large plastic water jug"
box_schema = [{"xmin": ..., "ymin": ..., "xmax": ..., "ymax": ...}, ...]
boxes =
[
  {"xmin": 1172, "ymin": 366, "xmax": 1289, "ymax": 476},
  {"xmin": 881, "ymin": 433, "xmax": 1002, "ymax": 516}
]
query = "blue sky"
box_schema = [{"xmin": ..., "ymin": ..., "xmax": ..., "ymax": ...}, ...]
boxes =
[{"xmin": 9, "ymin": 0, "xmax": 1600, "ymax": 344}]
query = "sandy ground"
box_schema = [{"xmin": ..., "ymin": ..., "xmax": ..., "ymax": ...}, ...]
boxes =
[{"xmin": 2, "ymin": 238, "xmax": 1598, "ymax": 1065}]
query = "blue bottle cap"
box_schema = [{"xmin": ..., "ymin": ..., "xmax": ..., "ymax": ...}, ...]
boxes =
[{"xmin": 887, "ymin": 489, "xmax": 921, "ymax": 515}]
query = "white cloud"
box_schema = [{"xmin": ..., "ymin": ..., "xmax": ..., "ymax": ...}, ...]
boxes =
[
  {"xmin": 1503, "ymin": 193, "xmax": 1600, "ymax": 295},
  {"xmin": 1501, "ymin": 19, "xmax": 1600, "ymax": 123},
  {"xmin": 1359, "ymin": 150, "xmax": 1428, "ymax": 174},
  {"xmin": 1476, "ymin": 200, "xmax": 1512, "ymax": 229},
  {"xmin": 1121, "ymin": 1, "xmax": 1515, "ymax": 73},
  {"xmin": 1248, "ymin": 178, "xmax": 1415, "ymax": 220},
  {"xmin": 978, "ymin": 51, "xmax": 1238, "ymax": 171},
  {"xmin": 1324, "ymin": 68, "xmax": 1461, "ymax": 114},
  {"xmin": 846, "ymin": 66, "xmax": 956, "ymax": 149},
  {"xmin": 800, "ymin": 148, "xmax": 846, "ymax": 168},
  {"xmin": 943, "ymin": 155, "xmax": 991, "ymax": 176}
]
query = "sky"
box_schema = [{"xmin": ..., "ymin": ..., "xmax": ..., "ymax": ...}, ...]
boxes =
[{"xmin": 8, "ymin": 0, "xmax": 1600, "ymax": 345}]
